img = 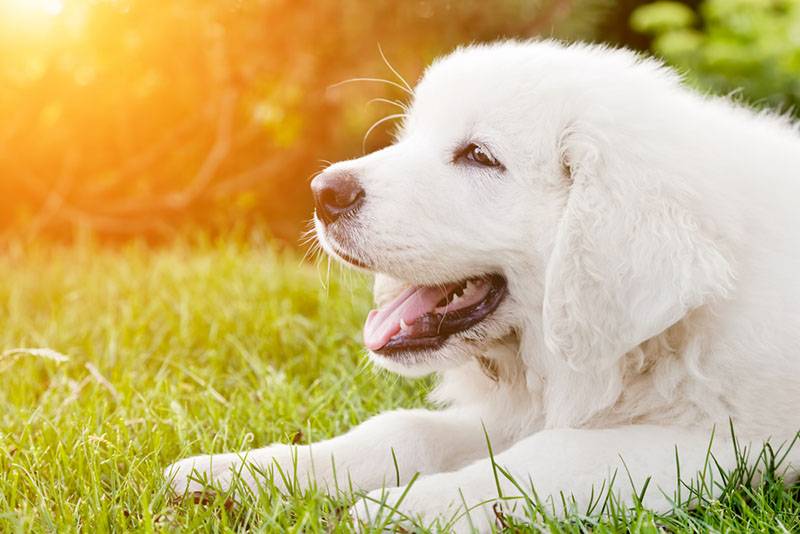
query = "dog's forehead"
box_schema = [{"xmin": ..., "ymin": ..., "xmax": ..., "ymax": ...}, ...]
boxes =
[
  {"xmin": 411, "ymin": 47, "xmax": 534, "ymax": 123},
  {"xmin": 404, "ymin": 41, "xmax": 669, "ymax": 139},
  {"xmin": 404, "ymin": 42, "xmax": 580, "ymax": 139}
]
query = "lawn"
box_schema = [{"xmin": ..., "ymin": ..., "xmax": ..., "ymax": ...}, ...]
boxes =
[{"xmin": 1, "ymin": 235, "xmax": 798, "ymax": 532}]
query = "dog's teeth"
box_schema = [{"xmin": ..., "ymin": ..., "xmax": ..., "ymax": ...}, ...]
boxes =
[
  {"xmin": 400, "ymin": 318, "xmax": 409, "ymax": 331},
  {"xmin": 463, "ymin": 280, "xmax": 477, "ymax": 297}
]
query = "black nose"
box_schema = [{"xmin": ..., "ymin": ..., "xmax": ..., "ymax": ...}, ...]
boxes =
[{"xmin": 311, "ymin": 171, "xmax": 365, "ymax": 224}]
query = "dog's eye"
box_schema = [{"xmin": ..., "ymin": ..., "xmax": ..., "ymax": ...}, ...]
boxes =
[{"xmin": 459, "ymin": 143, "xmax": 501, "ymax": 168}]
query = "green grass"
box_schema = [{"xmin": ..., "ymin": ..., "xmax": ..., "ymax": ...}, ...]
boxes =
[{"xmin": 0, "ymin": 236, "xmax": 797, "ymax": 532}]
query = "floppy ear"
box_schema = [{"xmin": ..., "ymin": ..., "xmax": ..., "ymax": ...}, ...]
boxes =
[{"xmin": 542, "ymin": 125, "xmax": 734, "ymax": 369}]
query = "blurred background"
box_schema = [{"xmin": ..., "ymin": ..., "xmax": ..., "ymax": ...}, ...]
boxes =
[{"xmin": 1, "ymin": 0, "xmax": 798, "ymax": 244}]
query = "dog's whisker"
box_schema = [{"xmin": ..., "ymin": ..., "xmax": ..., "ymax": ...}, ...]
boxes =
[
  {"xmin": 366, "ymin": 97, "xmax": 409, "ymax": 113},
  {"xmin": 362, "ymin": 113, "xmax": 406, "ymax": 154},
  {"xmin": 328, "ymin": 77, "xmax": 413, "ymax": 96},
  {"xmin": 378, "ymin": 43, "xmax": 414, "ymax": 94},
  {"xmin": 298, "ymin": 228, "xmax": 317, "ymax": 244},
  {"xmin": 300, "ymin": 238, "xmax": 321, "ymax": 265},
  {"xmin": 324, "ymin": 255, "xmax": 332, "ymax": 296}
]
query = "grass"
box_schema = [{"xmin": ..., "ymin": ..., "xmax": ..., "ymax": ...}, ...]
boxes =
[{"xmin": 0, "ymin": 234, "xmax": 797, "ymax": 532}]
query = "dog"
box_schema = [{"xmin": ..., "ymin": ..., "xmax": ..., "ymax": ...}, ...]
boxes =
[{"xmin": 165, "ymin": 40, "xmax": 800, "ymax": 531}]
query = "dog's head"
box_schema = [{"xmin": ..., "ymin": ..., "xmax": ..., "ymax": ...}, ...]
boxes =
[{"xmin": 313, "ymin": 41, "xmax": 734, "ymax": 377}]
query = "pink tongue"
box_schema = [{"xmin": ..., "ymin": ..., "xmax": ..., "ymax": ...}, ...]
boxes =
[{"xmin": 363, "ymin": 285, "xmax": 454, "ymax": 351}]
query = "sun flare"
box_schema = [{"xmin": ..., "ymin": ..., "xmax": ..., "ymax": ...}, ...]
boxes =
[{"xmin": 1, "ymin": 0, "xmax": 64, "ymax": 24}]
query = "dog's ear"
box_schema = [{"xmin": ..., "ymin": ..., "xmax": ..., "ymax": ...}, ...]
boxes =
[{"xmin": 542, "ymin": 124, "xmax": 734, "ymax": 369}]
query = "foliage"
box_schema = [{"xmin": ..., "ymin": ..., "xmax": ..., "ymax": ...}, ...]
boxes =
[
  {"xmin": 0, "ymin": 238, "xmax": 798, "ymax": 531},
  {"xmin": 0, "ymin": 0, "xmax": 617, "ymax": 242},
  {"xmin": 632, "ymin": 0, "xmax": 800, "ymax": 115}
]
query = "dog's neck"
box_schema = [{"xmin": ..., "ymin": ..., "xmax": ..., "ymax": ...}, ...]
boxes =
[
  {"xmin": 429, "ymin": 334, "xmax": 539, "ymax": 436},
  {"xmin": 430, "ymin": 312, "xmax": 714, "ymax": 438}
]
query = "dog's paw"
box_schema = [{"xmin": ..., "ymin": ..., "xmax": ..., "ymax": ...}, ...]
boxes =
[
  {"xmin": 164, "ymin": 452, "xmax": 255, "ymax": 495},
  {"xmin": 164, "ymin": 445, "xmax": 299, "ymax": 496}
]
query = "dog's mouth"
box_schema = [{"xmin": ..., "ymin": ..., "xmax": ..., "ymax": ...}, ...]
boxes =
[{"xmin": 363, "ymin": 274, "xmax": 508, "ymax": 355}]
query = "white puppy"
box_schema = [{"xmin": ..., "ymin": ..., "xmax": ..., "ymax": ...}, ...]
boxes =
[{"xmin": 165, "ymin": 41, "xmax": 800, "ymax": 531}]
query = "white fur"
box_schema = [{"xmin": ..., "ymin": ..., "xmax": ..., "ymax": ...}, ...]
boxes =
[{"xmin": 165, "ymin": 41, "xmax": 800, "ymax": 532}]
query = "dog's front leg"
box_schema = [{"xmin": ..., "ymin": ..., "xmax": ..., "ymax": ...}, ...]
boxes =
[
  {"xmin": 164, "ymin": 408, "xmax": 505, "ymax": 497},
  {"xmin": 352, "ymin": 425, "xmax": 746, "ymax": 532}
]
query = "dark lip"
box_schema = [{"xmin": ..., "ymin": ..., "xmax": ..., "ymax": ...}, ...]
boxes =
[
  {"xmin": 375, "ymin": 274, "xmax": 508, "ymax": 356},
  {"xmin": 330, "ymin": 244, "xmax": 372, "ymax": 270}
]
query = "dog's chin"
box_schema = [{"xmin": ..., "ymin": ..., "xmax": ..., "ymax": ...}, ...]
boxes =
[
  {"xmin": 366, "ymin": 334, "xmax": 493, "ymax": 377},
  {"xmin": 368, "ymin": 347, "xmax": 461, "ymax": 377}
]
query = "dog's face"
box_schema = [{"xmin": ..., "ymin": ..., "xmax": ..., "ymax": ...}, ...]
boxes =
[
  {"xmin": 313, "ymin": 44, "xmax": 571, "ymax": 376},
  {"xmin": 313, "ymin": 41, "xmax": 733, "ymax": 377}
]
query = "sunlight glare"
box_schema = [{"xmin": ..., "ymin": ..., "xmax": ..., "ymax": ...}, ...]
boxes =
[
  {"xmin": 2, "ymin": 0, "xmax": 64, "ymax": 21},
  {"xmin": 43, "ymin": 0, "xmax": 64, "ymax": 15}
]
